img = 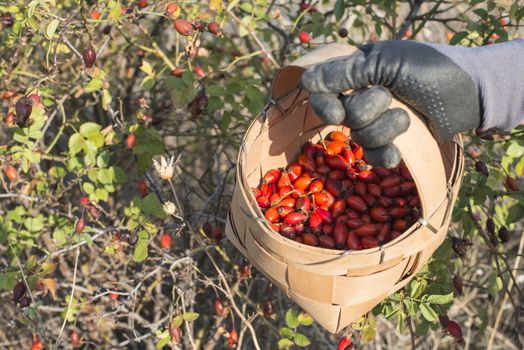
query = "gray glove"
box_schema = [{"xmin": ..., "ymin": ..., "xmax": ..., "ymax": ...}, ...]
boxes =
[{"xmin": 300, "ymin": 40, "xmax": 524, "ymax": 168}]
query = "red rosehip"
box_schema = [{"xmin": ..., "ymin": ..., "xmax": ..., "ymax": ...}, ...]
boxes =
[
  {"xmin": 83, "ymin": 46, "xmax": 97, "ymax": 68},
  {"xmin": 174, "ymin": 19, "xmax": 194, "ymax": 36},
  {"xmin": 126, "ymin": 133, "xmax": 136, "ymax": 149},
  {"xmin": 194, "ymin": 65, "xmax": 205, "ymax": 78},
  {"xmin": 160, "ymin": 233, "xmax": 172, "ymax": 249},
  {"xmin": 90, "ymin": 9, "xmax": 102, "ymax": 20},
  {"xmin": 208, "ymin": 21, "xmax": 219, "ymax": 35},
  {"xmin": 298, "ymin": 31, "xmax": 310, "ymax": 44},
  {"xmin": 5, "ymin": 165, "xmax": 18, "ymax": 182}
]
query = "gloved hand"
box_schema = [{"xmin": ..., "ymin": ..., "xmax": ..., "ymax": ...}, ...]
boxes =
[{"xmin": 300, "ymin": 39, "xmax": 524, "ymax": 168}]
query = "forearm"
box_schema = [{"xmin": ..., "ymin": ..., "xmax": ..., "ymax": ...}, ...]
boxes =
[{"xmin": 427, "ymin": 39, "xmax": 524, "ymax": 132}]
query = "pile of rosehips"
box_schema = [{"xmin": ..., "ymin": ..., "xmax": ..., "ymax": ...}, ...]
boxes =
[{"xmin": 252, "ymin": 131, "xmax": 421, "ymax": 250}]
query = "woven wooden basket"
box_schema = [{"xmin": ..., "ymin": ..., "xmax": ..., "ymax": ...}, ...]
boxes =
[{"xmin": 224, "ymin": 44, "xmax": 465, "ymax": 333}]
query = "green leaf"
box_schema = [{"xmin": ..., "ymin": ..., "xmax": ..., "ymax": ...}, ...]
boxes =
[
  {"xmin": 285, "ymin": 309, "xmax": 299, "ymax": 328},
  {"xmin": 80, "ymin": 122, "xmax": 102, "ymax": 138},
  {"xmin": 277, "ymin": 338, "xmax": 294, "ymax": 349},
  {"xmin": 207, "ymin": 96, "xmax": 224, "ymax": 111},
  {"xmin": 61, "ymin": 295, "xmax": 79, "ymax": 321},
  {"xmin": 384, "ymin": 304, "xmax": 400, "ymax": 319},
  {"xmin": 95, "ymin": 188, "xmax": 109, "ymax": 201},
  {"xmin": 104, "ymin": 183, "xmax": 115, "ymax": 193},
  {"xmin": 102, "ymin": 89, "xmax": 112, "ymax": 111},
  {"xmin": 239, "ymin": 3, "xmax": 252, "ymax": 12},
  {"xmin": 415, "ymin": 319, "xmax": 430, "ymax": 336},
  {"xmin": 85, "ymin": 79, "xmax": 104, "ymax": 93},
  {"xmin": 141, "ymin": 75, "xmax": 155, "ymax": 90},
  {"xmin": 82, "ymin": 233, "xmax": 93, "ymax": 246},
  {"xmin": 27, "ymin": 17, "xmax": 39, "ymax": 31},
  {"xmin": 410, "ymin": 279, "xmax": 421, "ymax": 298},
  {"xmin": 293, "ymin": 333, "xmax": 311, "ymax": 347},
  {"xmin": 297, "ymin": 312, "xmax": 314, "ymax": 326},
  {"xmin": 27, "ymin": 1, "xmax": 38, "ymax": 18},
  {"xmin": 488, "ymin": 273, "xmax": 503, "ymax": 298},
  {"xmin": 53, "ymin": 229, "xmax": 68, "ymax": 246},
  {"xmin": 167, "ymin": 76, "xmax": 197, "ymax": 107},
  {"xmin": 97, "ymin": 168, "xmax": 114, "ymax": 184},
  {"xmin": 245, "ymin": 85, "xmax": 263, "ymax": 102},
  {"xmin": 68, "ymin": 133, "xmax": 83, "ymax": 156},
  {"xmin": 27, "ymin": 129, "xmax": 43, "ymax": 140},
  {"xmin": 46, "ymin": 19, "xmax": 60, "ymax": 39},
  {"xmin": 505, "ymin": 141, "xmax": 524, "ymax": 158},
  {"xmin": 82, "ymin": 182, "xmax": 95, "ymax": 194},
  {"xmin": 419, "ymin": 302, "xmax": 438, "ymax": 322},
  {"xmin": 109, "ymin": 0, "xmax": 121, "ymax": 21},
  {"xmin": 49, "ymin": 166, "xmax": 66, "ymax": 178},
  {"xmin": 238, "ymin": 16, "xmax": 254, "ymax": 37},
  {"xmin": 426, "ymin": 292, "xmax": 453, "ymax": 305},
  {"xmin": 207, "ymin": 85, "xmax": 225, "ymax": 96},
  {"xmin": 220, "ymin": 112, "xmax": 231, "ymax": 133},
  {"xmin": 396, "ymin": 311, "xmax": 405, "ymax": 332},
  {"xmin": 0, "ymin": 272, "xmax": 17, "ymax": 291},
  {"xmin": 403, "ymin": 300, "xmax": 416, "ymax": 316},
  {"xmin": 473, "ymin": 8, "xmax": 488, "ymax": 19},
  {"xmin": 140, "ymin": 60, "xmax": 154, "ymax": 75},
  {"xmin": 182, "ymin": 312, "xmax": 199, "ymax": 321},
  {"xmin": 155, "ymin": 336, "xmax": 170, "ymax": 349},
  {"xmin": 139, "ymin": 193, "xmax": 167, "ymax": 219},
  {"xmin": 449, "ymin": 31, "xmax": 468, "ymax": 45},
  {"xmin": 96, "ymin": 151, "xmax": 110, "ymax": 168},
  {"xmin": 506, "ymin": 204, "xmax": 524, "ymax": 224},
  {"xmin": 279, "ymin": 327, "xmax": 294, "ymax": 339},
  {"xmin": 134, "ymin": 239, "xmax": 148, "ymax": 262},
  {"xmin": 112, "ymin": 166, "xmax": 128, "ymax": 183},
  {"xmin": 24, "ymin": 215, "xmax": 44, "ymax": 232},
  {"xmin": 334, "ymin": 0, "xmax": 345, "ymax": 21},
  {"xmin": 171, "ymin": 315, "xmax": 183, "ymax": 328},
  {"xmin": 7, "ymin": 206, "xmax": 26, "ymax": 223},
  {"xmin": 13, "ymin": 129, "xmax": 29, "ymax": 143},
  {"xmin": 87, "ymin": 169, "xmax": 98, "ymax": 182},
  {"xmin": 361, "ymin": 313, "xmax": 376, "ymax": 343}
]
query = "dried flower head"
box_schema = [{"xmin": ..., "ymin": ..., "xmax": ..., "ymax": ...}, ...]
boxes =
[
  {"xmin": 153, "ymin": 155, "xmax": 176, "ymax": 180},
  {"xmin": 163, "ymin": 201, "xmax": 177, "ymax": 216}
]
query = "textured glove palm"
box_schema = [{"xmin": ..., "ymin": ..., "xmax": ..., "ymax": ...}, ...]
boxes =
[{"xmin": 300, "ymin": 40, "xmax": 481, "ymax": 168}]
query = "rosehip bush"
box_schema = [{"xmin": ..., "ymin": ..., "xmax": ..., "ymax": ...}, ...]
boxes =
[{"xmin": 0, "ymin": 1, "xmax": 523, "ymax": 349}]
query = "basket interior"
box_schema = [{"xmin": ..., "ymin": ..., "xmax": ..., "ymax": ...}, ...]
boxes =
[{"xmin": 238, "ymin": 88, "xmax": 461, "ymax": 253}]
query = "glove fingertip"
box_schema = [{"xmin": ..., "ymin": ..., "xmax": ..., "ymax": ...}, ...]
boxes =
[
  {"xmin": 309, "ymin": 94, "xmax": 345, "ymax": 125},
  {"xmin": 362, "ymin": 144, "xmax": 402, "ymax": 169},
  {"xmin": 299, "ymin": 68, "xmax": 316, "ymax": 91}
]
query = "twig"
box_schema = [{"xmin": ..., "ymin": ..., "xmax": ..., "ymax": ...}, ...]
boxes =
[
  {"xmin": 164, "ymin": 170, "xmax": 262, "ymax": 350},
  {"xmin": 487, "ymin": 230, "xmax": 524, "ymax": 349},
  {"xmin": 45, "ymin": 98, "xmax": 67, "ymax": 154},
  {"xmin": 227, "ymin": 9, "xmax": 278, "ymax": 68},
  {"xmin": 412, "ymin": 0, "xmax": 445, "ymax": 38},
  {"xmin": 395, "ymin": 0, "xmax": 423, "ymax": 40},
  {"xmin": 466, "ymin": 201, "xmax": 523, "ymax": 349},
  {"xmin": 0, "ymin": 193, "xmax": 40, "ymax": 201},
  {"xmin": 137, "ymin": 24, "xmax": 177, "ymax": 71},
  {"xmin": 62, "ymin": 36, "xmax": 83, "ymax": 60},
  {"xmin": 221, "ymin": 50, "xmax": 263, "ymax": 72},
  {"xmin": 54, "ymin": 246, "xmax": 80, "ymax": 349},
  {"xmin": 52, "ymin": 9, "xmax": 79, "ymax": 71},
  {"xmin": 47, "ymin": 228, "xmax": 110, "ymax": 260},
  {"xmin": 177, "ymin": 288, "xmax": 197, "ymax": 350}
]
